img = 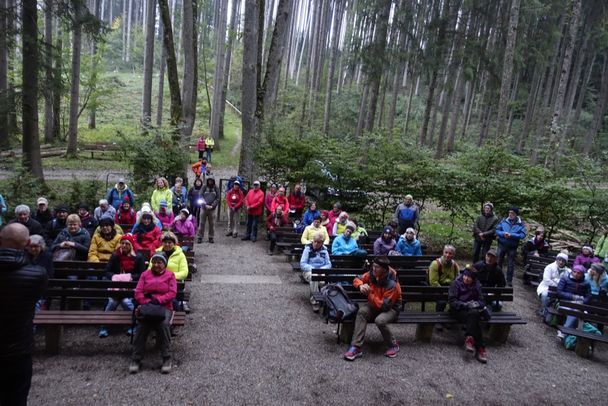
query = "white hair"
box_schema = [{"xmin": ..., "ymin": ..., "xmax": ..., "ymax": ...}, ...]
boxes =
[
  {"xmin": 15, "ymin": 204, "xmax": 30, "ymax": 215},
  {"xmin": 29, "ymin": 234, "xmax": 46, "ymax": 249}
]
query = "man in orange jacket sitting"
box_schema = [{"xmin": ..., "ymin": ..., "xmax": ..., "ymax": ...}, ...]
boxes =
[{"xmin": 344, "ymin": 256, "xmax": 403, "ymax": 361}]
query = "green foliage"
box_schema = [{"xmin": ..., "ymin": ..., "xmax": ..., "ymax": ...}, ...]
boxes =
[{"xmin": 65, "ymin": 178, "xmax": 105, "ymax": 211}]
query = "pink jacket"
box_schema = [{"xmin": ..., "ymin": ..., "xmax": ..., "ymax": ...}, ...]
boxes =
[
  {"xmin": 155, "ymin": 211, "xmax": 175, "ymax": 230},
  {"xmin": 135, "ymin": 269, "xmax": 177, "ymax": 310},
  {"xmin": 197, "ymin": 137, "xmax": 206, "ymax": 151},
  {"xmin": 172, "ymin": 216, "xmax": 196, "ymax": 237}
]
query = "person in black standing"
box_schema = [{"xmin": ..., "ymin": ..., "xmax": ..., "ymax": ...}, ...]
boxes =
[{"xmin": 0, "ymin": 223, "xmax": 48, "ymax": 406}]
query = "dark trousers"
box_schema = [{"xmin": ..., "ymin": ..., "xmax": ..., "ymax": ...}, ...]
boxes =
[
  {"xmin": 0, "ymin": 354, "xmax": 32, "ymax": 406},
  {"xmin": 472, "ymin": 238, "xmax": 493, "ymax": 263},
  {"xmin": 269, "ymin": 231, "xmax": 278, "ymax": 251},
  {"xmin": 245, "ymin": 215, "xmax": 260, "ymax": 239},
  {"xmin": 132, "ymin": 309, "xmax": 173, "ymax": 362},
  {"xmin": 497, "ymin": 245, "xmax": 517, "ymax": 283},
  {"xmin": 450, "ymin": 309, "xmax": 485, "ymax": 348}
]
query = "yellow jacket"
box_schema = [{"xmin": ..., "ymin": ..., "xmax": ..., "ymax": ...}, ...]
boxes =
[
  {"xmin": 151, "ymin": 188, "xmax": 173, "ymax": 213},
  {"xmin": 301, "ymin": 224, "xmax": 330, "ymax": 245},
  {"xmin": 88, "ymin": 233, "xmax": 122, "ymax": 262},
  {"xmin": 150, "ymin": 246, "xmax": 189, "ymax": 281}
]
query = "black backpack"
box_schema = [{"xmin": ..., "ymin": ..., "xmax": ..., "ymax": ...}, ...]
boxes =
[{"xmin": 320, "ymin": 284, "xmax": 358, "ymax": 323}]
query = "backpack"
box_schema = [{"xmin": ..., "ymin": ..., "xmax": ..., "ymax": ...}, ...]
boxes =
[{"xmin": 320, "ymin": 284, "xmax": 359, "ymax": 323}]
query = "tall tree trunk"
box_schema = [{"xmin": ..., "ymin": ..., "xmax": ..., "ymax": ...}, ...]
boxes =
[
  {"xmin": 21, "ymin": 0, "xmax": 44, "ymax": 178},
  {"xmin": 210, "ymin": 0, "xmax": 228, "ymax": 143},
  {"xmin": 156, "ymin": 20, "xmax": 166, "ymax": 127},
  {"xmin": 322, "ymin": 0, "xmax": 344, "ymax": 135},
  {"xmin": 569, "ymin": 53, "xmax": 595, "ymax": 141},
  {"xmin": 142, "ymin": 0, "xmax": 156, "ymax": 129},
  {"xmin": 158, "ymin": 0, "xmax": 182, "ymax": 130},
  {"xmin": 67, "ymin": 2, "xmax": 83, "ymax": 157},
  {"xmin": 0, "ymin": 0, "xmax": 8, "ymax": 149},
  {"xmin": 88, "ymin": 0, "xmax": 102, "ymax": 129},
  {"xmin": 125, "ymin": 0, "xmax": 134, "ymax": 62},
  {"xmin": 495, "ymin": 0, "xmax": 520, "ymax": 139},
  {"xmin": 239, "ymin": 0, "xmax": 260, "ymax": 180},
  {"xmin": 583, "ymin": 55, "xmax": 608, "ymax": 156},
  {"xmin": 180, "ymin": 0, "xmax": 198, "ymax": 142},
  {"xmin": 43, "ymin": 0, "xmax": 54, "ymax": 143},
  {"xmin": 403, "ymin": 74, "xmax": 415, "ymax": 136},
  {"xmin": 516, "ymin": 63, "xmax": 542, "ymax": 154},
  {"xmin": 52, "ymin": 18, "xmax": 63, "ymax": 141},
  {"xmin": 447, "ymin": 69, "xmax": 464, "ymax": 153},
  {"xmin": 218, "ymin": 0, "xmax": 240, "ymax": 139}
]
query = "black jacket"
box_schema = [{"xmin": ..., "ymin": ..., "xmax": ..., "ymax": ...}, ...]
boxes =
[
  {"xmin": 0, "ymin": 248, "xmax": 48, "ymax": 359},
  {"xmin": 473, "ymin": 260, "xmax": 506, "ymax": 288},
  {"xmin": 9, "ymin": 218, "xmax": 45, "ymax": 239}
]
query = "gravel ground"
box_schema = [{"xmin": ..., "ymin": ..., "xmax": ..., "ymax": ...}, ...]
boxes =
[{"xmin": 28, "ymin": 221, "xmax": 607, "ymax": 405}]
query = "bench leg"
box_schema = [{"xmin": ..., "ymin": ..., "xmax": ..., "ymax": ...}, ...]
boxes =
[
  {"xmin": 338, "ymin": 323, "xmax": 354, "ymax": 344},
  {"xmin": 574, "ymin": 338, "xmax": 593, "ymax": 358},
  {"xmin": 489, "ymin": 324, "xmax": 511, "ymax": 344},
  {"xmin": 415, "ymin": 324, "xmax": 434, "ymax": 342},
  {"xmin": 45, "ymin": 326, "xmax": 62, "ymax": 355}
]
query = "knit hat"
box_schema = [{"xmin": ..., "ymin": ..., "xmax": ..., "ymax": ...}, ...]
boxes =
[
  {"xmin": 122, "ymin": 196, "xmax": 131, "ymax": 204},
  {"xmin": 162, "ymin": 232, "xmax": 177, "ymax": 243},
  {"xmin": 373, "ymin": 256, "xmax": 390, "ymax": 269},
  {"xmin": 572, "ymin": 265, "xmax": 586, "ymax": 274},
  {"xmin": 141, "ymin": 204, "xmax": 153, "ymax": 215},
  {"xmin": 150, "ymin": 252, "xmax": 168, "ymax": 265},
  {"xmin": 591, "ymin": 263, "xmax": 606, "ymax": 274},
  {"xmin": 180, "ymin": 208, "xmax": 189, "ymax": 216},
  {"xmin": 581, "ymin": 245, "xmax": 593, "ymax": 255},
  {"xmin": 556, "ymin": 253, "xmax": 568, "ymax": 262},
  {"xmin": 321, "ymin": 210, "xmax": 329, "ymax": 218},
  {"xmin": 405, "ymin": 194, "xmax": 413, "ymax": 200},
  {"xmin": 55, "ymin": 204, "xmax": 69, "ymax": 213},
  {"xmin": 483, "ymin": 202, "xmax": 494, "ymax": 210},
  {"xmin": 313, "ymin": 213, "xmax": 321, "ymax": 220},
  {"xmin": 405, "ymin": 227, "xmax": 416, "ymax": 234},
  {"xmin": 99, "ymin": 215, "xmax": 114, "ymax": 227},
  {"xmin": 159, "ymin": 200, "xmax": 168, "ymax": 208},
  {"xmin": 509, "ymin": 207, "xmax": 519, "ymax": 215},
  {"xmin": 37, "ymin": 197, "xmax": 49, "ymax": 206},
  {"xmin": 78, "ymin": 203, "xmax": 90, "ymax": 212},
  {"xmin": 120, "ymin": 233, "xmax": 136, "ymax": 247},
  {"xmin": 345, "ymin": 221, "xmax": 356, "ymax": 232},
  {"xmin": 463, "ymin": 266, "xmax": 478, "ymax": 279},
  {"xmin": 383, "ymin": 226, "xmax": 393, "ymax": 234}
]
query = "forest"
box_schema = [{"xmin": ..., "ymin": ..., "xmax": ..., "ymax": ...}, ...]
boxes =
[{"xmin": 0, "ymin": 0, "xmax": 608, "ymax": 244}]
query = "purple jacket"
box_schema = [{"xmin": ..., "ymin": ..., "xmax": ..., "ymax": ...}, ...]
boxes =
[
  {"xmin": 448, "ymin": 274, "xmax": 483, "ymax": 311},
  {"xmin": 572, "ymin": 254, "xmax": 600, "ymax": 269},
  {"xmin": 373, "ymin": 237, "xmax": 396, "ymax": 256},
  {"xmin": 172, "ymin": 215, "xmax": 196, "ymax": 237}
]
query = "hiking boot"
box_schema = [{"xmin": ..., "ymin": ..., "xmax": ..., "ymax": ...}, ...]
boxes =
[
  {"xmin": 98, "ymin": 327, "xmax": 109, "ymax": 338},
  {"xmin": 267, "ymin": 248, "xmax": 274, "ymax": 256},
  {"xmin": 464, "ymin": 336, "xmax": 476, "ymax": 354},
  {"xmin": 232, "ymin": 233, "xmax": 238, "ymax": 238},
  {"xmin": 344, "ymin": 346, "xmax": 363, "ymax": 361},
  {"xmin": 161, "ymin": 358, "xmax": 172, "ymax": 374},
  {"xmin": 475, "ymin": 347, "xmax": 488, "ymax": 364},
  {"xmin": 129, "ymin": 361, "xmax": 140, "ymax": 374},
  {"xmin": 385, "ymin": 342, "xmax": 400, "ymax": 358},
  {"xmin": 241, "ymin": 236, "xmax": 250, "ymax": 241},
  {"xmin": 251, "ymin": 238, "xmax": 256, "ymax": 243},
  {"xmin": 225, "ymin": 231, "xmax": 233, "ymax": 236},
  {"xmin": 208, "ymin": 238, "xmax": 214, "ymax": 243},
  {"xmin": 311, "ymin": 302, "xmax": 321, "ymax": 313},
  {"xmin": 196, "ymin": 236, "xmax": 203, "ymax": 244}
]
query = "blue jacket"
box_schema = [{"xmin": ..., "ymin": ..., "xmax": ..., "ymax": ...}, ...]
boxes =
[
  {"xmin": 302, "ymin": 209, "xmax": 321, "ymax": 226},
  {"xmin": 300, "ymin": 244, "xmax": 332, "ymax": 273},
  {"xmin": 107, "ymin": 186, "xmax": 135, "ymax": 210},
  {"xmin": 495, "ymin": 217, "xmax": 527, "ymax": 249},
  {"xmin": 0, "ymin": 194, "xmax": 6, "ymax": 226},
  {"xmin": 557, "ymin": 273, "xmax": 591, "ymax": 303},
  {"xmin": 395, "ymin": 237, "xmax": 422, "ymax": 256},
  {"xmin": 331, "ymin": 234, "xmax": 359, "ymax": 256},
  {"xmin": 585, "ymin": 273, "xmax": 608, "ymax": 296}
]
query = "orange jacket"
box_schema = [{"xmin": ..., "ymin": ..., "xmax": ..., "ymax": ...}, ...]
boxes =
[
  {"xmin": 191, "ymin": 161, "xmax": 203, "ymax": 177},
  {"xmin": 353, "ymin": 267, "xmax": 402, "ymax": 312}
]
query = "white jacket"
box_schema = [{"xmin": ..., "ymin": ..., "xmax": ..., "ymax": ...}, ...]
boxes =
[{"xmin": 537, "ymin": 261, "xmax": 571, "ymax": 296}]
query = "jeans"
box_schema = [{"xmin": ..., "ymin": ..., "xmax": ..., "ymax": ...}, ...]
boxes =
[
  {"xmin": 497, "ymin": 245, "xmax": 517, "ymax": 283},
  {"xmin": 205, "ymin": 149, "xmax": 212, "ymax": 162},
  {"xmin": 0, "ymin": 354, "xmax": 32, "ymax": 406},
  {"xmin": 245, "ymin": 215, "xmax": 260, "ymax": 239},
  {"xmin": 228, "ymin": 208, "xmax": 241, "ymax": 235},
  {"xmin": 450, "ymin": 309, "xmax": 485, "ymax": 348},
  {"xmin": 132, "ymin": 308, "xmax": 173, "ymax": 362},
  {"xmin": 268, "ymin": 231, "xmax": 279, "ymax": 251},
  {"xmin": 351, "ymin": 303, "xmax": 398, "ymax": 347},
  {"xmin": 472, "ymin": 238, "xmax": 493, "ymax": 263},
  {"xmin": 105, "ymin": 297, "xmax": 134, "ymax": 312}
]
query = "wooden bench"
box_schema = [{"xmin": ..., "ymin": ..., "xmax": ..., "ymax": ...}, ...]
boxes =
[
  {"xmin": 54, "ymin": 259, "xmax": 195, "ymax": 281},
  {"xmin": 293, "ymin": 254, "xmax": 436, "ymax": 272},
  {"xmin": 556, "ymin": 300, "xmax": 608, "ymax": 358},
  {"xmin": 35, "ymin": 278, "xmax": 188, "ymax": 354},
  {"xmin": 523, "ymin": 254, "xmax": 574, "ymax": 286}
]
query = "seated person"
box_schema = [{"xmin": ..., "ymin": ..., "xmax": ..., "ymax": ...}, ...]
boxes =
[
  {"xmin": 11, "ymin": 204, "xmax": 44, "ymax": 238},
  {"xmin": 395, "ymin": 227, "xmax": 422, "ymax": 256},
  {"xmin": 152, "ymin": 232, "xmax": 189, "ymax": 282},
  {"xmin": 302, "ymin": 202, "xmax": 321, "ymax": 226},
  {"xmin": 45, "ymin": 203, "xmax": 69, "ymax": 245},
  {"xmin": 373, "ymin": 226, "xmax": 396, "ymax": 256},
  {"xmin": 320, "ymin": 210, "xmax": 331, "ymax": 237},
  {"xmin": 448, "ymin": 266, "xmax": 488, "ymax": 363},
  {"xmin": 586, "ymin": 263, "xmax": 608, "ymax": 298},
  {"xmin": 350, "ymin": 217, "xmax": 368, "ymax": 244},
  {"xmin": 344, "ymin": 257, "xmax": 402, "ymax": 361},
  {"xmin": 332, "ymin": 211, "xmax": 349, "ymax": 237},
  {"xmin": 428, "ymin": 245, "xmax": 459, "ymax": 315},
  {"xmin": 28, "ymin": 234, "xmax": 54, "ymax": 311},
  {"xmin": 266, "ymin": 205, "xmax": 288, "ymax": 255},
  {"xmin": 99, "ymin": 233, "xmax": 146, "ymax": 338},
  {"xmin": 300, "ymin": 233, "xmax": 332, "ymax": 312},
  {"xmin": 522, "ymin": 228, "xmax": 551, "ymax": 264},
  {"xmin": 301, "ymin": 214, "xmax": 330, "ymax": 245},
  {"xmin": 78, "ymin": 203, "xmax": 98, "ymax": 236},
  {"xmin": 88, "ymin": 215, "xmax": 121, "ymax": 262},
  {"xmin": 473, "ymin": 249, "xmax": 505, "ymax": 311},
  {"xmin": 51, "ymin": 214, "xmax": 91, "ymax": 261},
  {"xmin": 170, "ymin": 177, "xmax": 188, "ymax": 216},
  {"xmin": 132, "ymin": 203, "xmax": 163, "ymax": 231},
  {"xmin": 573, "ymin": 245, "xmax": 600, "ymax": 269},
  {"xmin": 172, "ymin": 208, "xmax": 196, "ymax": 238},
  {"xmin": 556, "ymin": 265, "xmax": 591, "ymax": 340},
  {"xmin": 132, "ymin": 212, "xmax": 162, "ymax": 257},
  {"xmin": 537, "ymin": 252, "xmax": 571, "ymax": 320},
  {"xmin": 155, "ymin": 200, "xmax": 175, "ymax": 231},
  {"xmin": 94, "ymin": 199, "xmax": 116, "ymax": 222},
  {"xmin": 331, "ymin": 222, "xmax": 360, "ymax": 255},
  {"xmin": 115, "ymin": 198, "xmax": 137, "ymax": 229}
]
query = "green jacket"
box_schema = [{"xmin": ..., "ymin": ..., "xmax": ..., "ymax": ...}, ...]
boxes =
[
  {"xmin": 428, "ymin": 257, "xmax": 459, "ymax": 287},
  {"xmin": 151, "ymin": 188, "xmax": 173, "ymax": 213},
  {"xmin": 150, "ymin": 246, "xmax": 189, "ymax": 281},
  {"xmin": 597, "ymin": 234, "xmax": 608, "ymax": 259}
]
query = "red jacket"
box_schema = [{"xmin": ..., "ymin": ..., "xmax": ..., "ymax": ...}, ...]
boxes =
[
  {"xmin": 135, "ymin": 269, "xmax": 177, "ymax": 310},
  {"xmin": 288, "ymin": 192, "xmax": 305, "ymax": 211},
  {"xmin": 245, "ymin": 189, "xmax": 265, "ymax": 216},
  {"xmin": 271, "ymin": 195, "xmax": 289, "ymax": 214},
  {"xmin": 327, "ymin": 209, "xmax": 342, "ymax": 232},
  {"xmin": 226, "ymin": 188, "xmax": 245, "ymax": 210},
  {"xmin": 197, "ymin": 137, "xmax": 206, "ymax": 152},
  {"xmin": 353, "ymin": 267, "xmax": 402, "ymax": 312},
  {"xmin": 115, "ymin": 208, "xmax": 136, "ymax": 228},
  {"xmin": 266, "ymin": 212, "xmax": 288, "ymax": 232},
  {"xmin": 133, "ymin": 226, "xmax": 162, "ymax": 257}
]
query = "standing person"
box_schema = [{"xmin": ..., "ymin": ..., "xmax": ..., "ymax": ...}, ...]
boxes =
[
  {"xmin": 196, "ymin": 134, "xmax": 206, "ymax": 159},
  {"xmin": 10, "ymin": 205, "xmax": 45, "ymax": 237},
  {"xmin": 395, "ymin": 228, "xmax": 423, "ymax": 256},
  {"xmin": 0, "ymin": 223, "xmax": 48, "ymax": 406},
  {"xmin": 170, "ymin": 177, "xmax": 188, "ymax": 216},
  {"xmin": 226, "ymin": 180, "xmax": 245, "ymax": 238},
  {"xmin": 242, "ymin": 180, "xmax": 265, "ymax": 242},
  {"xmin": 197, "ymin": 176, "xmax": 220, "ymax": 244},
  {"xmin": 0, "ymin": 192, "xmax": 6, "ymax": 226},
  {"xmin": 373, "ymin": 226, "xmax": 397, "ymax": 256},
  {"xmin": 204, "ymin": 134, "xmax": 215, "ymax": 162},
  {"xmin": 448, "ymin": 267, "xmax": 489, "ymax": 363},
  {"xmin": 393, "ymin": 194, "xmax": 419, "ymax": 234},
  {"xmin": 428, "ymin": 245, "xmax": 460, "ymax": 317},
  {"xmin": 495, "ymin": 207, "xmax": 527, "ymax": 286},
  {"xmin": 344, "ymin": 256, "xmax": 402, "ymax": 361},
  {"xmin": 106, "ymin": 178, "xmax": 135, "ymax": 210},
  {"xmin": 151, "ymin": 177, "xmax": 173, "ymax": 213},
  {"xmin": 300, "ymin": 233, "xmax": 332, "ymax": 312},
  {"xmin": 266, "ymin": 205, "xmax": 288, "ymax": 255},
  {"xmin": 129, "ymin": 253, "xmax": 177, "ymax": 374},
  {"xmin": 472, "ymin": 202, "xmax": 499, "ymax": 263},
  {"xmin": 596, "ymin": 228, "xmax": 608, "ymax": 265},
  {"xmin": 32, "ymin": 197, "xmax": 53, "ymax": 229},
  {"xmin": 264, "ymin": 183, "xmax": 278, "ymax": 216},
  {"xmin": 191, "ymin": 158, "xmax": 208, "ymax": 179},
  {"xmin": 78, "ymin": 203, "xmax": 99, "ymax": 236},
  {"xmin": 187, "ymin": 177, "xmax": 205, "ymax": 224},
  {"xmin": 287, "ymin": 184, "xmax": 306, "ymax": 220}
]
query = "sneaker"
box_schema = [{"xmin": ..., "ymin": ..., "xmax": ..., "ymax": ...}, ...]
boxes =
[
  {"xmin": 196, "ymin": 236, "xmax": 203, "ymax": 244},
  {"xmin": 311, "ymin": 303, "xmax": 321, "ymax": 313},
  {"xmin": 99, "ymin": 327, "xmax": 109, "ymax": 338},
  {"xmin": 161, "ymin": 358, "xmax": 172, "ymax": 374},
  {"xmin": 126, "ymin": 327, "xmax": 135, "ymax": 336},
  {"xmin": 267, "ymin": 248, "xmax": 274, "ymax": 256},
  {"xmin": 475, "ymin": 347, "xmax": 488, "ymax": 364},
  {"xmin": 464, "ymin": 336, "xmax": 476, "ymax": 353},
  {"xmin": 208, "ymin": 238, "xmax": 214, "ymax": 243},
  {"xmin": 557, "ymin": 330, "xmax": 565, "ymax": 340},
  {"xmin": 241, "ymin": 236, "xmax": 250, "ymax": 241},
  {"xmin": 129, "ymin": 361, "xmax": 140, "ymax": 374},
  {"xmin": 344, "ymin": 346, "xmax": 363, "ymax": 361},
  {"xmin": 182, "ymin": 301, "xmax": 191, "ymax": 314},
  {"xmin": 251, "ymin": 238, "xmax": 256, "ymax": 243},
  {"xmin": 385, "ymin": 343, "xmax": 400, "ymax": 358}
]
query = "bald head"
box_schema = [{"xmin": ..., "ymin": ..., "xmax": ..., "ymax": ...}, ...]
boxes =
[{"xmin": 0, "ymin": 223, "xmax": 30, "ymax": 249}]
